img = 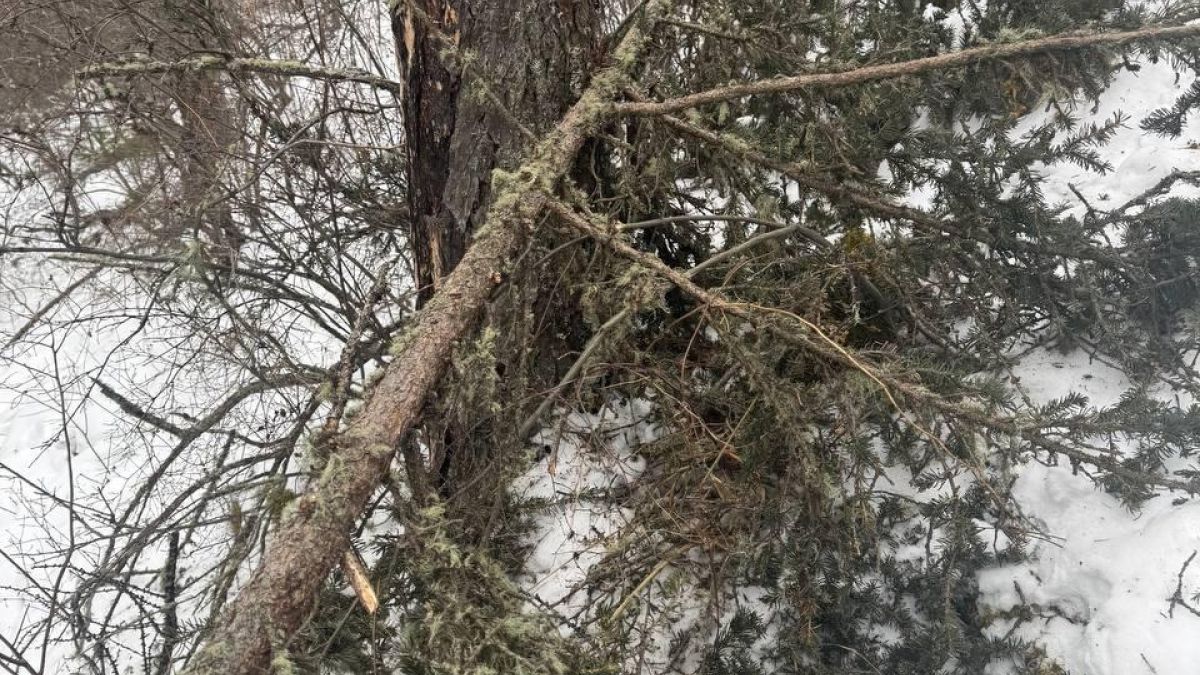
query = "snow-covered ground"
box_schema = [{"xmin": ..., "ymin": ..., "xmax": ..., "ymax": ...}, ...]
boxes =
[
  {"xmin": 969, "ymin": 57, "xmax": 1200, "ymax": 675},
  {"xmin": 978, "ymin": 348, "xmax": 1200, "ymax": 675}
]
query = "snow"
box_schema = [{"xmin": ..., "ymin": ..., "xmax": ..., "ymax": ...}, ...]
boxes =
[
  {"xmin": 973, "ymin": 344, "xmax": 1200, "ymax": 674},
  {"xmin": 966, "ymin": 57, "xmax": 1200, "ymax": 675},
  {"xmin": 1009, "ymin": 61, "xmax": 1200, "ymax": 219},
  {"xmin": 512, "ymin": 399, "xmax": 655, "ymax": 617},
  {"xmin": 981, "ymin": 463, "xmax": 1200, "ymax": 675}
]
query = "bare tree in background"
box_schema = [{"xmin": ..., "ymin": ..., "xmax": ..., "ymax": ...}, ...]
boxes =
[{"xmin": 1, "ymin": 1, "xmax": 412, "ymax": 671}]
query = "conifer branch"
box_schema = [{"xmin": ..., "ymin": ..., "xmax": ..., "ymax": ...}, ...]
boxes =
[
  {"xmin": 615, "ymin": 23, "xmax": 1200, "ymax": 116},
  {"xmin": 546, "ymin": 199, "xmax": 1200, "ymax": 498},
  {"xmin": 646, "ymin": 101, "xmax": 1134, "ymax": 270}
]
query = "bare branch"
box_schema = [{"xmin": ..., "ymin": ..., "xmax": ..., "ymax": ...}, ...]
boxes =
[{"xmin": 77, "ymin": 54, "xmax": 404, "ymax": 95}]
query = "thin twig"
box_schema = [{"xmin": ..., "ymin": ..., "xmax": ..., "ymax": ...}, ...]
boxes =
[
  {"xmin": 1, "ymin": 267, "xmax": 100, "ymax": 354},
  {"xmin": 1168, "ymin": 550, "xmax": 1200, "ymax": 619}
]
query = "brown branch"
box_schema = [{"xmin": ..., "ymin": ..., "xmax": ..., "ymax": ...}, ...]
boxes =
[
  {"xmin": 155, "ymin": 532, "xmax": 181, "ymax": 675},
  {"xmin": 180, "ymin": 3, "xmax": 674, "ymax": 673},
  {"xmin": 93, "ymin": 378, "xmax": 187, "ymax": 437},
  {"xmin": 77, "ymin": 55, "xmax": 404, "ymax": 95},
  {"xmin": 546, "ymin": 199, "xmax": 1200, "ymax": 499},
  {"xmin": 1, "ymin": 268, "xmax": 100, "ymax": 353},
  {"xmin": 1169, "ymin": 550, "xmax": 1200, "ymax": 619},
  {"xmin": 545, "ymin": 199, "xmax": 889, "ymax": 383},
  {"xmin": 615, "ymin": 23, "xmax": 1200, "ymax": 116},
  {"xmin": 1107, "ymin": 169, "xmax": 1200, "ymax": 221},
  {"xmin": 517, "ymin": 217, "xmax": 815, "ymax": 439}
]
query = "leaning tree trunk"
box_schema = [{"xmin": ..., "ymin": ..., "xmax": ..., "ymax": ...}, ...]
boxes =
[
  {"xmin": 395, "ymin": 0, "xmax": 601, "ymax": 502},
  {"xmin": 181, "ymin": 2, "xmax": 660, "ymax": 673}
]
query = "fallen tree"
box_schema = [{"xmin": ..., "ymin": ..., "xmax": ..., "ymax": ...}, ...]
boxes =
[
  {"xmin": 181, "ymin": 14, "xmax": 1200, "ymax": 675},
  {"xmin": 180, "ymin": 3, "xmax": 673, "ymax": 672}
]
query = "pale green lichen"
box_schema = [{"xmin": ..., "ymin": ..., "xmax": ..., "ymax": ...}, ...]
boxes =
[
  {"xmin": 365, "ymin": 442, "xmax": 393, "ymax": 458},
  {"xmin": 316, "ymin": 453, "xmax": 347, "ymax": 492},
  {"xmin": 264, "ymin": 480, "xmax": 297, "ymax": 524},
  {"xmin": 450, "ymin": 325, "xmax": 501, "ymax": 416},
  {"xmin": 181, "ymin": 638, "xmax": 233, "ymax": 675},
  {"xmin": 387, "ymin": 322, "xmax": 421, "ymax": 358},
  {"xmin": 269, "ymin": 651, "xmax": 295, "ymax": 675},
  {"xmin": 366, "ymin": 366, "xmax": 386, "ymax": 386},
  {"xmin": 994, "ymin": 26, "xmax": 1046, "ymax": 43},
  {"xmin": 394, "ymin": 505, "xmax": 614, "ymax": 675}
]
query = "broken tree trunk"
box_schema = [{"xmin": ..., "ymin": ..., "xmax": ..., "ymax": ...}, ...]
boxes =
[{"xmin": 181, "ymin": 3, "xmax": 669, "ymax": 673}]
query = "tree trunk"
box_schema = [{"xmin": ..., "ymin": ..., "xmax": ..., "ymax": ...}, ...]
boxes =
[
  {"xmin": 395, "ymin": 0, "xmax": 600, "ymax": 500},
  {"xmin": 397, "ymin": 0, "xmax": 601, "ymax": 305}
]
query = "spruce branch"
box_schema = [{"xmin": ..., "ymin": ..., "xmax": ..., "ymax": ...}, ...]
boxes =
[
  {"xmin": 546, "ymin": 199, "xmax": 1200, "ymax": 501},
  {"xmin": 645, "ymin": 100, "xmax": 1135, "ymax": 272},
  {"xmin": 615, "ymin": 23, "xmax": 1200, "ymax": 116},
  {"xmin": 518, "ymin": 216, "xmax": 815, "ymax": 440}
]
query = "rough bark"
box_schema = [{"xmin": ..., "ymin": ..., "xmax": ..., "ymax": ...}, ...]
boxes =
[
  {"xmin": 395, "ymin": 0, "xmax": 600, "ymax": 304},
  {"xmin": 394, "ymin": 0, "xmax": 600, "ymax": 499},
  {"xmin": 182, "ymin": 2, "xmax": 668, "ymax": 672}
]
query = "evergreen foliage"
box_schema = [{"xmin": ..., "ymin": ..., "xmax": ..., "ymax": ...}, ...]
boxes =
[{"xmin": 298, "ymin": 0, "xmax": 1200, "ymax": 671}]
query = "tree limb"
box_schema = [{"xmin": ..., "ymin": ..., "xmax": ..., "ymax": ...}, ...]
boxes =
[
  {"xmin": 77, "ymin": 55, "xmax": 404, "ymax": 95},
  {"xmin": 181, "ymin": 2, "xmax": 674, "ymax": 672},
  {"xmin": 545, "ymin": 198, "xmax": 1200, "ymax": 500},
  {"xmin": 615, "ymin": 23, "xmax": 1200, "ymax": 116}
]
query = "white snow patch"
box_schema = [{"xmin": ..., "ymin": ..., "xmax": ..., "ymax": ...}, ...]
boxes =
[{"xmin": 980, "ymin": 464, "xmax": 1200, "ymax": 675}]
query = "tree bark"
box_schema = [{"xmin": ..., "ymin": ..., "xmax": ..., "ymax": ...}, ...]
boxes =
[
  {"xmin": 182, "ymin": 2, "xmax": 668, "ymax": 672},
  {"xmin": 396, "ymin": 0, "xmax": 601, "ymax": 304},
  {"xmin": 395, "ymin": 0, "xmax": 600, "ymax": 499}
]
